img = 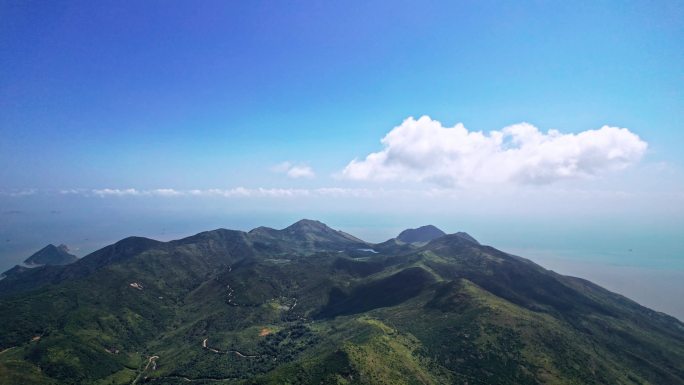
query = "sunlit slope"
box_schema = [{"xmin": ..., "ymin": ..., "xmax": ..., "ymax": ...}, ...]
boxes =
[{"xmin": 0, "ymin": 220, "xmax": 682, "ymax": 384}]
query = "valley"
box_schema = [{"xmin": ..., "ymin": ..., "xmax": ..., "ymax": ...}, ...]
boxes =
[{"xmin": 0, "ymin": 220, "xmax": 682, "ymax": 384}]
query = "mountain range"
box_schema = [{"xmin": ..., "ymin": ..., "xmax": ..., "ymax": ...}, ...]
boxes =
[{"xmin": 0, "ymin": 219, "xmax": 682, "ymax": 385}]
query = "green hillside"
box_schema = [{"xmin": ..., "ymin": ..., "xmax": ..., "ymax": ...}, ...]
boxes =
[{"xmin": 0, "ymin": 220, "xmax": 682, "ymax": 384}]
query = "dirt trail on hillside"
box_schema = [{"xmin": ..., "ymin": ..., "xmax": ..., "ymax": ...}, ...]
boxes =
[
  {"xmin": 201, "ymin": 338, "xmax": 259, "ymax": 358},
  {"xmin": 131, "ymin": 355, "xmax": 159, "ymax": 385},
  {"xmin": 0, "ymin": 346, "xmax": 16, "ymax": 355}
]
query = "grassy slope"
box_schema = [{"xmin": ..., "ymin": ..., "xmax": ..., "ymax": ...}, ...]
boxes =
[{"xmin": 0, "ymin": 228, "xmax": 683, "ymax": 384}]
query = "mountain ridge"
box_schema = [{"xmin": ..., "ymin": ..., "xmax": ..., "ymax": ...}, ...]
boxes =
[{"xmin": 0, "ymin": 219, "xmax": 682, "ymax": 385}]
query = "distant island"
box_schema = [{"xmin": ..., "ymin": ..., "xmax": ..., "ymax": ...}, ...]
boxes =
[
  {"xmin": 23, "ymin": 244, "xmax": 78, "ymax": 266},
  {"xmin": 0, "ymin": 244, "xmax": 78, "ymax": 282}
]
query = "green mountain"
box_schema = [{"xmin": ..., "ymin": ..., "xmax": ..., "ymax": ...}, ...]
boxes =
[
  {"xmin": 23, "ymin": 244, "xmax": 77, "ymax": 267},
  {"xmin": 0, "ymin": 220, "xmax": 683, "ymax": 385},
  {"xmin": 396, "ymin": 225, "xmax": 447, "ymax": 244}
]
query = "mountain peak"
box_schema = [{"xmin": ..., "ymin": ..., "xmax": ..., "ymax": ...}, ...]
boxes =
[
  {"xmin": 397, "ymin": 225, "xmax": 446, "ymax": 243},
  {"xmin": 268, "ymin": 219, "xmax": 366, "ymax": 249},
  {"xmin": 453, "ymin": 231, "xmax": 479, "ymax": 245},
  {"xmin": 23, "ymin": 244, "xmax": 78, "ymax": 266},
  {"xmin": 285, "ymin": 219, "xmax": 328, "ymax": 231}
]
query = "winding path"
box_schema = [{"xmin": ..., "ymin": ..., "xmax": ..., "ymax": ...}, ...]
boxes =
[
  {"xmin": 0, "ymin": 346, "xmax": 16, "ymax": 355},
  {"xmin": 131, "ymin": 355, "xmax": 159, "ymax": 385},
  {"xmin": 152, "ymin": 375, "xmax": 237, "ymax": 383},
  {"xmin": 200, "ymin": 266, "xmax": 258, "ymax": 358},
  {"xmin": 201, "ymin": 338, "xmax": 259, "ymax": 358}
]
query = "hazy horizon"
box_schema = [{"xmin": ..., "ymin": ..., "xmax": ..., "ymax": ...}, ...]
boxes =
[{"xmin": 2, "ymin": 202, "xmax": 682, "ymax": 320}]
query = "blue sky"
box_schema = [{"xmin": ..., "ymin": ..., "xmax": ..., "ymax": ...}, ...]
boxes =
[
  {"xmin": 0, "ymin": 1, "xmax": 682, "ymax": 253},
  {"xmin": 2, "ymin": 0, "xmax": 683, "ymax": 189},
  {"xmin": 2, "ymin": 0, "xmax": 684, "ymax": 317}
]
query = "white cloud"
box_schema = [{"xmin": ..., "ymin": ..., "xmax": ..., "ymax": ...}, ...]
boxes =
[
  {"xmin": 80, "ymin": 187, "xmax": 373, "ymax": 198},
  {"xmin": 272, "ymin": 161, "xmax": 315, "ymax": 179},
  {"xmin": 197, "ymin": 187, "xmax": 310, "ymax": 198},
  {"xmin": 59, "ymin": 189, "xmax": 83, "ymax": 195},
  {"xmin": 91, "ymin": 188, "xmax": 183, "ymax": 197},
  {"xmin": 342, "ymin": 116, "xmax": 648, "ymax": 186},
  {"xmin": 0, "ymin": 188, "xmax": 38, "ymax": 197},
  {"xmin": 151, "ymin": 188, "xmax": 183, "ymax": 197},
  {"xmin": 92, "ymin": 188, "xmax": 141, "ymax": 197},
  {"xmin": 287, "ymin": 165, "xmax": 315, "ymax": 179}
]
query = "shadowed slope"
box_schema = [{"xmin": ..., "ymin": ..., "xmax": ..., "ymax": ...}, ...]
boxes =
[
  {"xmin": 24, "ymin": 244, "xmax": 78, "ymax": 266},
  {"xmin": 0, "ymin": 220, "xmax": 682, "ymax": 385},
  {"xmin": 396, "ymin": 225, "xmax": 446, "ymax": 244}
]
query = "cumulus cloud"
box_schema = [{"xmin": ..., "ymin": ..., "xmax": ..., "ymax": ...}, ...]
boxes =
[
  {"xmin": 342, "ymin": 116, "xmax": 648, "ymax": 186},
  {"xmin": 272, "ymin": 161, "xmax": 315, "ymax": 179}
]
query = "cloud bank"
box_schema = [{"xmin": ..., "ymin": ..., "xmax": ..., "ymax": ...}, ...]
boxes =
[
  {"xmin": 272, "ymin": 162, "xmax": 315, "ymax": 179},
  {"xmin": 56, "ymin": 187, "xmax": 376, "ymax": 198},
  {"xmin": 342, "ymin": 116, "xmax": 648, "ymax": 186},
  {"xmin": 0, "ymin": 189, "xmax": 38, "ymax": 197}
]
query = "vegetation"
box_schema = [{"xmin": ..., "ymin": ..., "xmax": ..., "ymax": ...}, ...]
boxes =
[{"xmin": 0, "ymin": 220, "xmax": 683, "ymax": 384}]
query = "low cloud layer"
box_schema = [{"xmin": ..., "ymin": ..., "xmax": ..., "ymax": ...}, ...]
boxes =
[
  {"xmin": 0, "ymin": 189, "xmax": 38, "ymax": 197},
  {"xmin": 56, "ymin": 187, "xmax": 376, "ymax": 198},
  {"xmin": 272, "ymin": 162, "xmax": 315, "ymax": 179},
  {"xmin": 342, "ymin": 116, "xmax": 648, "ymax": 186}
]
